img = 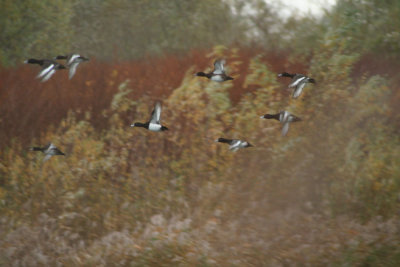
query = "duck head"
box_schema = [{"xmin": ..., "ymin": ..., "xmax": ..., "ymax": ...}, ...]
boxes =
[
  {"xmin": 278, "ymin": 72, "xmax": 293, "ymax": 78},
  {"xmin": 130, "ymin": 122, "xmax": 147, "ymax": 128},
  {"xmin": 195, "ymin": 72, "xmax": 208, "ymax": 77},
  {"xmin": 308, "ymin": 78, "xmax": 316, "ymax": 83},
  {"xmin": 260, "ymin": 114, "xmax": 279, "ymax": 120}
]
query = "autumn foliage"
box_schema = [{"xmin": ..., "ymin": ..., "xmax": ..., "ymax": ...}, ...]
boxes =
[
  {"xmin": 0, "ymin": 43, "xmax": 399, "ymax": 265},
  {"xmin": 0, "ymin": 48, "xmax": 294, "ymax": 149},
  {"xmin": 2, "ymin": 0, "xmax": 400, "ymax": 264}
]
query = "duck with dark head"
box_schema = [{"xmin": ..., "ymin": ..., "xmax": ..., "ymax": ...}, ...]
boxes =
[
  {"xmin": 278, "ymin": 72, "xmax": 315, "ymax": 98},
  {"xmin": 195, "ymin": 59, "xmax": 234, "ymax": 82}
]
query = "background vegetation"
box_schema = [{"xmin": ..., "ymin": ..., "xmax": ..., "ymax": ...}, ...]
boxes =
[{"xmin": 1, "ymin": 0, "xmax": 400, "ymax": 266}]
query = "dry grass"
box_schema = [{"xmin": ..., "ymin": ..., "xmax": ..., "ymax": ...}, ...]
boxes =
[{"xmin": 0, "ymin": 47, "xmax": 399, "ymax": 266}]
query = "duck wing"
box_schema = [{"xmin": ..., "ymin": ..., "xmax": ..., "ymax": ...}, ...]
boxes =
[
  {"xmin": 37, "ymin": 63, "xmax": 55, "ymax": 79},
  {"xmin": 68, "ymin": 54, "xmax": 81, "ymax": 65},
  {"xmin": 45, "ymin": 143, "xmax": 56, "ymax": 152},
  {"xmin": 41, "ymin": 68, "xmax": 56, "ymax": 82},
  {"xmin": 43, "ymin": 143, "xmax": 52, "ymax": 151},
  {"xmin": 149, "ymin": 102, "xmax": 161, "ymax": 124},
  {"xmin": 282, "ymin": 122, "xmax": 290, "ymax": 136},
  {"xmin": 289, "ymin": 75, "xmax": 306, "ymax": 88},
  {"xmin": 229, "ymin": 140, "xmax": 241, "ymax": 151},
  {"xmin": 43, "ymin": 154, "xmax": 52, "ymax": 162},
  {"xmin": 68, "ymin": 62, "xmax": 79, "ymax": 79},
  {"xmin": 280, "ymin": 111, "xmax": 290, "ymax": 123},
  {"xmin": 213, "ymin": 59, "xmax": 226, "ymax": 75},
  {"xmin": 292, "ymin": 82, "xmax": 306, "ymax": 99}
]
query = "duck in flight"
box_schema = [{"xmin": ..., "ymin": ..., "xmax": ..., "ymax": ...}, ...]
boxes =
[
  {"xmin": 30, "ymin": 143, "xmax": 65, "ymax": 162},
  {"xmin": 278, "ymin": 72, "xmax": 315, "ymax": 99},
  {"xmin": 25, "ymin": 59, "xmax": 66, "ymax": 82},
  {"xmin": 215, "ymin": 138, "xmax": 253, "ymax": 152},
  {"xmin": 55, "ymin": 54, "xmax": 89, "ymax": 79},
  {"xmin": 260, "ymin": 111, "xmax": 301, "ymax": 136},
  {"xmin": 195, "ymin": 59, "xmax": 234, "ymax": 82},
  {"xmin": 130, "ymin": 102, "xmax": 168, "ymax": 132}
]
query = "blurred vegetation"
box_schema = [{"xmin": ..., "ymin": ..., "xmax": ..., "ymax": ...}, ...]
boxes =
[
  {"xmin": 1, "ymin": 0, "xmax": 400, "ymax": 266},
  {"xmin": 1, "ymin": 0, "xmax": 247, "ymax": 66}
]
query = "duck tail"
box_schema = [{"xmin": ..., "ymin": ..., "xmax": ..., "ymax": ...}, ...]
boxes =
[{"xmin": 293, "ymin": 117, "xmax": 302, "ymax": 122}]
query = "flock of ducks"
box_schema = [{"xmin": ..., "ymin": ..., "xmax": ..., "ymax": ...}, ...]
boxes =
[
  {"xmin": 26, "ymin": 57, "xmax": 315, "ymax": 161},
  {"xmin": 25, "ymin": 54, "xmax": 89, "ymax": 82}
]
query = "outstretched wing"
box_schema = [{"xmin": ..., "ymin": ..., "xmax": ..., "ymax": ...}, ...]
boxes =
[
  {"xmin": 37, "ymin": 64, "xmax": 54, "ymax": 79},
  {"xmin": 282, "ymin": 122, "xmax": 290, "ymax": 136},
  {"xmin": 149, "ymin": 102, "xmax": 161, "ymax": 124},
  {"xmin": 289, "ymin": 76, "xmax": 306, "ymax": 88},
  {"xmin": 48, "ymin": 143, "xmax": 56, "ymax": 149},
  {"xmin": 229, "ymin": 140, "xmax": 241, "ymax": 150},
  {"xmin": 41, "ymin": 69, "xmax": 56, "ymax": 82},
  {"xmin": 68, "ymin": 54, "xmax": 80, "ymax": 65},
  {"xmin": 292, "ymin": 82, "xmax": 306, "ymax": 99},
  {"xmin": 213, "ymin": 59, "xmax": 226, "ymax": 75},
  {"xmin": 43, "ymin": 154, "xmax": 52, "ymax": 162},
  {"xmin": 68, "ymin": 62, "xmax": 79, "ymax": 79}
]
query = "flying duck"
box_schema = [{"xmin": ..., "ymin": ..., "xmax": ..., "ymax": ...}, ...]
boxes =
[
  {"xmin": 25, "ymin": 59, "xmax": 66, "ymax": 82},
  {"xmin": 130, "ymin": 102, "xmax": 168, "ymax": 131},
  {"xmin": 195, "ymin": 59, "xmax": 234, "ymax": 82},
  {"xmin": 278, "ymin": 72, "xmax": 315, "ymax": 99},
  {"xmin": 260, "ymin": 111, "xmax": 301, "ymax": 136},
  {"xmin": 30, "ymin": 143, "xmax": 65, "ymax": 162},
  {"xmin": 215, "ymin": 138, "xmax": 253, "ymax": 152},
  {"xmin": 55, "ymin": 54, "xmax": 89, "ymax": 79}
]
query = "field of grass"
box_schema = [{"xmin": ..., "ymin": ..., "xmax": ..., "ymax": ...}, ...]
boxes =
[{"xmin": 0, "ymin": 46, "xmax": 399, "ymax": 266}]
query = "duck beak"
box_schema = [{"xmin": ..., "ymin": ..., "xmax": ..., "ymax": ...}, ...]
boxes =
[{"xmin": 130, "ymin": 124, "xmax": 135, "ymax": 127}]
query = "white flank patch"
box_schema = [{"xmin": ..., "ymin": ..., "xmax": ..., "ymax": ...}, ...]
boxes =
[
  {"xmin": 211, "ymin": 75, "xmax": 224, "ymax": 82},
  {"xmin": 149, "ymin": 123, "xmax": 162, "ymax": 132}
]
